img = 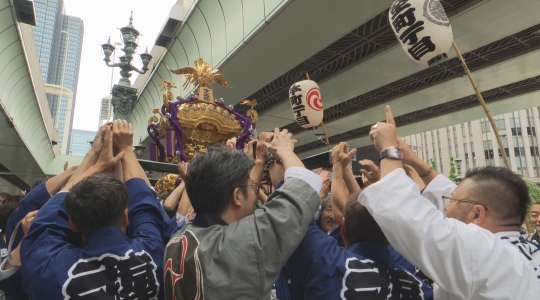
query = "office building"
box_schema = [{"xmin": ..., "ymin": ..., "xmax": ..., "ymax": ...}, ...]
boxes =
[
  {"xmin": 33, "ymin": 0, "xmax": 84, "ymax": 154},
  {"xmin": 98, "ymin": 96, "xmax": 113, "ymax": 128},
  {"xmin": 403, "ymin": 107, "xmax": 540, "ymax": 182}
]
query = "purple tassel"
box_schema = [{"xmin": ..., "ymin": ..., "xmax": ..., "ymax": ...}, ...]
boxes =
[
  {"xmin": 166, "ymin": 126, "xmax": 175, "ymax": 157},
  {"xmin": 150, "ymin": 142, "xmax": 158, "ymax": 161}
]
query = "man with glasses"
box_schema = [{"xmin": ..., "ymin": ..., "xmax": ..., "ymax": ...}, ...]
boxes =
[
  {"xmin": 358, "ymin": 106, "xmax": 540, "ymax": 300},
  {"xmin": 164, "ymin": 128, "xmax": 322, "ymax": 300}
]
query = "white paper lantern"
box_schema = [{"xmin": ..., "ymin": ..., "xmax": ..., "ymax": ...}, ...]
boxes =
[
  {"xmin": 289, "ymin": 80, "xmax": 323, "ymax": 129},
  {"xmin": 389, "ymin": 0, "xmax": 453, "ymax": 65}
]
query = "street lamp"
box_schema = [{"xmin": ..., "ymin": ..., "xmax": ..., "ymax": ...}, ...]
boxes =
[
  {"xmin": 101, "ymin": 12, "xmax": 152, "ymax": 122},
  {"xmin": 133, "ymin": 145, "xmax": 146, "ymax": 159}
]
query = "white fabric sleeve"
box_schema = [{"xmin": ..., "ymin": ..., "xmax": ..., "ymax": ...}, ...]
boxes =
[
  {"xmin": 421, "ymin": 174, "xmax": 457, "ymax": 213},
  {"xmin": 284, "ymin": 167, "xmax": 322, "ymax": 194},
  {"xmin": 0, "ymin": 259, "xmax": 19, "ymax": 280},
  {"xmin": 175, "ymin": 212, "xmax": 186, "ymax": 224},
  {"xmin": 358, "ymin": 169, "xmax": 540, "ymax": 299}
]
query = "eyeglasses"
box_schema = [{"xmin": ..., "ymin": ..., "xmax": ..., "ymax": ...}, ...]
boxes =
[
  {"xmin": 238, "ymin": 182, "xmax": 261, "ymax": 195},
  {"xmin": 442, "ymin": 196, "xmax": 488, "ymax": 211}
]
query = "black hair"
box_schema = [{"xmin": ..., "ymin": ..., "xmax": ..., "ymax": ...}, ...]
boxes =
[
  {"xmin": 64, "ymin": 173, "xmax": 128, "ymax": 236},
  {"xmin": 344, "ymin": 191, "xmax": 388, "ymax": 246},
  {"xmin": 465, "ymin": 166, "xmax": 530, "ymax": 223},
  {"xmin": 26, "ymin": 179, "xmax": 47, "ymax": 195},
  {"xmin": 185, "ymin": 145, "xmax": 254, "ymax": 215},
  {"xmin": 0, "ymin": 192, "xmax": 19, "ymax": 232}
]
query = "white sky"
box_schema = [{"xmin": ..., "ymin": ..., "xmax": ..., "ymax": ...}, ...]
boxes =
[{"xmin": 64, "ymin": 0, "xmax": 177, "ymax": 131}]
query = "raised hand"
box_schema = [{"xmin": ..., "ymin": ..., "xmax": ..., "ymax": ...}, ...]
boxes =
[
  {"xmin": 319, "ymin": 177, "xmax": 331, "ymax": 201},
  {"xmin": 178, "ymin": 161, "xmax": 188, "ymax": 181},
  {"xmin": 332, "ymin": 142, "xmax": 357, "ymax": 169},
  {"xmin": 263, "ymin": 128, "xmax": 296, "ymax": 157},
  {"xmin": 243, "ymin": 139, "xmax": 256, "ymax": 158},
  {"xmin": 359, "ymin": 159, "xmax": 380, "ymax": 187},
  {"xmin": 113, "ymin": 120, "xmax": 134, "ymax": 153},
  {"xmin": 397, "ymin": 136, "xmax": 416, "ymax": 165},
  {"xmin": 255, "ymin": 138, "xmax": 268, "ymax": 163},
  {"xmin": 95, "ymin": 127, "xmax": 125, "ymax": 172},
  {"xmin": 90, "ymin": 124, "xmax": 108, "ymax": 155},
  {"xmin": 369, "ymin": 105, "xmax": 398, "ymax": 153}
]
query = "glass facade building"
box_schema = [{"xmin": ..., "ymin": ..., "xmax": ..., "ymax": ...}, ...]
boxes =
[
  {"xmin": 69, "ymin": 129, "xmax": 96, "ymax": 156},
  {"xmin": 33, "ymin": 0, "xmax": 84, "ymax": 154}
]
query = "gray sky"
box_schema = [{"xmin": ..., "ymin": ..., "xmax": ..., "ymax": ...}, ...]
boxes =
[{"xmin": 64, "ymin": 0, "xmax": 177, "ymax": 131}]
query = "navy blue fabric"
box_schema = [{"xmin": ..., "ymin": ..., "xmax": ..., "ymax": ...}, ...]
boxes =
[
  {"xmin": 1, "ymin": 182, "xmax": 51, "ymax": 300},
  {"xmin": 286, "ymin": 221, "xmax": 433, "ymax": 300},
  {"xmin": 158, "ymin": 203, "xmax": 175, "ymax": 244},
  {"xmin": 388, "ymin": 244, "xmax": 416, "ymax": 274},
  {"xmin": 20, "ymin": 178, "xmax": 167, "ymax": 300},
  {"xmin": 272, "ymin": 268, "xmax": 291, "ymax": 300},
  {"xmin": 167, "ymin": 218, "xmax": 186, "ymax": 240},
  {"xmin": 6, "ymin": 182, "xmax": 50, "ymax": 248},
  {"xmin": 328, "ymin": 224, "xmax": 344, "ymax": 247}
]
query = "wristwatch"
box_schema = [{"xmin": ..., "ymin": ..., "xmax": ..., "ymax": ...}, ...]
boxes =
[{"xmin": 379, "ymin": 146, "xmax": 403, "ymax": 161}]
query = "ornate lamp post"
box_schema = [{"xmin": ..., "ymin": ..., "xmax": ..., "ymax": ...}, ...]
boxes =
[{"xmin": 101, "ymin": 12, "xmax": 152, "ymax": 122}]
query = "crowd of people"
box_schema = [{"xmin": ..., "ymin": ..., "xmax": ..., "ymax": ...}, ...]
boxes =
[{"xmin": 0, "ymin": 106, "xmax": 540, "ymax": 299}]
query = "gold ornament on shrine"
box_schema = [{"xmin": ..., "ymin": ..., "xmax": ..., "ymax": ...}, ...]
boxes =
[
  {"xmin": 154, "ymin": 173, "xmax": 179, "ymax": 195},
  {"xmin": 148, "ymin": 58, "xmax": 252, "ymax": 161},
  {"xmin": 240, "ymin": 99, "xmax": 258, "ymax": 124},
  {"xmin": 167, "ymin": 57, "xmax": 230, "ymax": 103}
]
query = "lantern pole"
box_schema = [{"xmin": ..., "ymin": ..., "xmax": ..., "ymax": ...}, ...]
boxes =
[
  {"xmin": 320, "ymin": 122, "xmax": 331, "ymax": 151},
  {"xmin": 452, "ymin": 41, "xmax": 531, "ymax": 233},
  {"xmin": 306, "ymin": 73, "xmax": 331, "ymax": 150},
  {"xmin": 451, "ymin": 41, "xmax": 511, "ymax": 170}
]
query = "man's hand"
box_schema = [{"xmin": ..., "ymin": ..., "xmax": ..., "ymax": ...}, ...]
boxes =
[
  {"xmin": 22, "ymin": 211, "xmax": 37, "ymax": 236},
  {"xmin": 369, "ymin": 106, "xmax": 398, "ymax": 153},
  {"xmin": 397, "ymin": 136, "xmax": 416, "ymax": 165},
  {"xmin": 263, "ymin": 128, "xmax": 296, "ymax": 157},
  {"xmin": 63, "ymin": 161, "xmax": 69, "ymax": 172},
  {"xmin": 89, "ymin": 124, "xmax": 109, "ymax": 155},
  {"xmin": 243, "ymin": 139, "xmax": 256, "ymax": 158},
  {"xmin": 359, "ymin": 159, "xmax": 380, "ymax": 187},
  {"xmin": 255, "ymin": 140, "xmax": 267, "ymax": 163},
  {"xmin": 94, "ymin": 128, "xmax": 125, "ymax": 172},
  {"xmin": 319, "ymin": 178, "xmax": 331, "ymax": 201},
  {"xmin": 332, "ymin": 142, "xmax": 357, "ymax": 169},
  {"xmin": 112, "ymin": 120, "xmax": 134, "ymax": 153},
  {"xmin": 178, "ymin": 161, "xmax": 188, "ymax": 181}
]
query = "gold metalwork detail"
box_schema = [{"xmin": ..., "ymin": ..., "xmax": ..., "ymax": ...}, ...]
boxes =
[
  {"xmin": 240, "ymin": 99, "xmax": 258, "ymax": 123},
  {"xmin": 154, "ymin": 173, "xmax": 179, "ymax": 195},
  {"xmin": 160, "ymin": 80, "xmax": 177, "ymax": 108},
  {"xmin": 176, "ymin": 100, "xmax": 243, "ymax": 158},
  {"xmin": 167, "ymin": 58, "xmax": 231, "ymax": 89},
  {"xmin": 148, "ymin": 108, "xmax": 162, "ymax": 125}
]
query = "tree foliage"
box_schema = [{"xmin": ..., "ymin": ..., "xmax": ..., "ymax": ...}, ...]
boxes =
[
  {"xmin": 429, "ymin": 158, "xmax": 438, "ymax": 172},
  {"xmin": 448, "ymin": 156, "xmax": 458, "ymax": 183},
  {"xmin": 526, "ymin": 180, "xmax": 540, "ymax": 204}
]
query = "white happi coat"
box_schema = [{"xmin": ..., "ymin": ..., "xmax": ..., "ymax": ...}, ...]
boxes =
[{"xmin": 359, "ymin": 169, "xmax": 540, "ymax": 300}]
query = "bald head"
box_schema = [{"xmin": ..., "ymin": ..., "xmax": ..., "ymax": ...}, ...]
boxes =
[
  {"xmin": 343, "ymin": 191, "xmax": 388, "ymax": 246},
  {"xmin": 463, "ymin": 166, "xmax": 529, "ymax": 225}
]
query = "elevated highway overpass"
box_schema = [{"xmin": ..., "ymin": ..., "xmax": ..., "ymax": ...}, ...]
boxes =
[{"xmin": 130, "ymin": 0, "xmax": 540, "ymax": 159}]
